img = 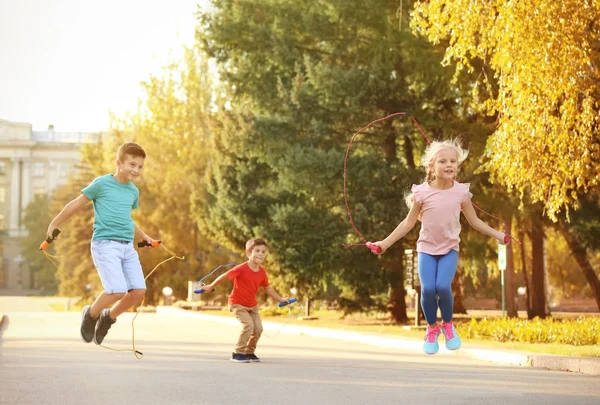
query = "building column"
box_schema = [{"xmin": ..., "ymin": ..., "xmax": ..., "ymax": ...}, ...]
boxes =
[
  {"xmin": 9, "ymin": 158, "xmax": 21, "ymax": 235},
  {"xmin": 21, "ymin": 159, "xmax": 31, "ymax": 228},
  {"xmin": 48, "ymin": 159, "xmax": 57, "ymax": 194}
]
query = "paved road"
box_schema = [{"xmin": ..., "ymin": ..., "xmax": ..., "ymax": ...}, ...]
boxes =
[
  {"xmin": 0, "ymin": 296, "xmax": 71, "ymax": 312},
  {"xmin": 1, "ymin": 310, "xmax": 599, "ymax": 405}
]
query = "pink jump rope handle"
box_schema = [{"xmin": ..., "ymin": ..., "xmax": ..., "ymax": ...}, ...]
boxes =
[
  {"xmin": 366, "ymin": 242, "xmax": 382, "ymax": 254},
  {"xmin": 504, "ymin": 234, "xmax": 511, "ymax": 245}
]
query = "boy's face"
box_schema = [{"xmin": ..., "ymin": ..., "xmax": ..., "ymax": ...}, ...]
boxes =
[
  {"xmin": 117, "ymin": 154, "xmax": 145, "ymax": 181},
  {"xmin": 247, "ymin": 244, "xmax": 267, "ymax": 265}
]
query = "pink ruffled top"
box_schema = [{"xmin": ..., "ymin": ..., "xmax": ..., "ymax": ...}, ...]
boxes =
[{"xmin": 411, "ymin": 181, "xmax": 472, "ymax": 255}]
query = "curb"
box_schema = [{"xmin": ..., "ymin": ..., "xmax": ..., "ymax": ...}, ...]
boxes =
[{"xmin": 156, "ymin": 306, "xmax": 599, "ymax": 375}]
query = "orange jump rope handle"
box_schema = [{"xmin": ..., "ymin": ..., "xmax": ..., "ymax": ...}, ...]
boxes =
[
  {"xmin": 137, "ymin": 240, "xmax": 161, "ymax": 248},
  {"xmin": 40, "ymin": 228, "xmax": 61, "ymax": 250}
]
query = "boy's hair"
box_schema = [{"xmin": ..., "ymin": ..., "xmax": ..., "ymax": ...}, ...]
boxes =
[
  {"xmin": 117, "ymin": 142, "xmax": 146, "ymax": 162},
  {"xmin": 245, "ymin": 238, "xmax": 267, "ymax": 253}
]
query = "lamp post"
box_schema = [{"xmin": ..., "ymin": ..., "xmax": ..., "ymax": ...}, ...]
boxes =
[
  {"xmin": 162, "ymin": 286, "xmax": 173, "ymax": 306},
  {"xmin": 14, "ymin": 254, "xmax": 25, "ymax": 289}
]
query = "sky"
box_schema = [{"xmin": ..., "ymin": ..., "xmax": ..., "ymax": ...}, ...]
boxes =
[{"xmin": 0, "ymin": 0, "xmax": 208, "ymax": 132}]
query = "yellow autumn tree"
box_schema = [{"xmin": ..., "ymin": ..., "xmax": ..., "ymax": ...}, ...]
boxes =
[{"xmin": 411, "ymin": 0, "xmax": 600, "ymax": 220}]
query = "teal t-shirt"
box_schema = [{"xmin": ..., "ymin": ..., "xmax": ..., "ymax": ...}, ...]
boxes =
[{"xmin": 81, "ymin": 174, "xmax": 139, "ymax": 241}]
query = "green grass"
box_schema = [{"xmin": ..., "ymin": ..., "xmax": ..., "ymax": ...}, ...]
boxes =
[{"xmin": 257, "ymin": 308, "xmax": 600, "ymax": 357}]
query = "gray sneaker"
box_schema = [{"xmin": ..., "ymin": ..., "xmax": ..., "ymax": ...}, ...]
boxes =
[
  {"xmin": 80, "ymin": 305, "xmax": 97, "ymax": 343},
  {"xmin": 94, "ymin": 308, "xmax": 116, "ymax": 345}
]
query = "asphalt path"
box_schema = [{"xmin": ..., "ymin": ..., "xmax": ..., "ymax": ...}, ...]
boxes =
[{"xmin": 1, "ymin": 309, "xmax": 599, "ymax": 405}]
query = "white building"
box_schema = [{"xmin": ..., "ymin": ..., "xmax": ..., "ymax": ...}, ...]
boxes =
[{"xmin": 0, "ymin": 118, "xmax": 101, "ymax": 293}]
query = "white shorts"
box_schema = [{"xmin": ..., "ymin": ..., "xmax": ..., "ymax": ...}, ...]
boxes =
[{"xmin": 90, "ymin": 240, "xmax": 146, "ymax": 294}]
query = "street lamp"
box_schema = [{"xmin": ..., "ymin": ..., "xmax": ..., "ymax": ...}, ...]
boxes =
[
  {"xmin": 162, "ymin": 286, "xmax": 173, "ymax": 306},
  {"xmin": 14, "ymin": 254, "xmax": 25, "ymax": 288}
]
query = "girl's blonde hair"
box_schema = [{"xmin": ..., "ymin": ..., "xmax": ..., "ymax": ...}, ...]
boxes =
[{"xmin": 405, "ymin": 138, "xmax": 469, "ymax": 208}]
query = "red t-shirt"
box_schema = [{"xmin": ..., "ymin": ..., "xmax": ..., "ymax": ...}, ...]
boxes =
[{"xmin": 227, "ymin": 262, "xmax": 270, "ymax": 307}]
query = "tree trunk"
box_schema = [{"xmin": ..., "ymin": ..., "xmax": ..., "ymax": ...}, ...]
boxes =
[
  {"xmin": 387, "ymin": 245, "xmax": 408, "ymax": 323},
  {"xmin": 452, "ymin": 267, "xmax": 467, "ymax": 314},
  {"xmin": 505, "ymin": 216, "xmax": 518, "ymax": 317},
  {"xmin": 403, "ymin": 134, "xmax": 416, "ymax": 169},
  {"xmin": 528, "ymin": 219, "xmax": 548, "ymax": 319},
  {"xmin": 560, "ymin": 223, "xmax": 600, "ymax": 311},
  {"xmin": 382, "ymin": 123, "xmax": 407, "ymax": 323},
  {"xmin": 518, "ymin": 231, "xmax": 532, "ymax": 317}
]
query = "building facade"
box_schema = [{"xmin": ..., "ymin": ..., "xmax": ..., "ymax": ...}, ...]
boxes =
[{"xmin": 0, "ymin": 118, "xmax": 101, "ymax": 293}]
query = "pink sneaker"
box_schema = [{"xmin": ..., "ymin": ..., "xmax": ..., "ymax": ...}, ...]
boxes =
[
  {"xmin": 423, "ymin": 325, "xmax": 440, "ymax": 355},
  {"xmin": 441, "ymin": 322, "xmax": 462, "ymax": 350}
]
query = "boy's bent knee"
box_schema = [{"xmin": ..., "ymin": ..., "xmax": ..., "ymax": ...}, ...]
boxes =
[
  {"xmin": 127, "ymin": 289, "xmax": 146, "ymax": 300},
  {"xmin": 106, "ymin": 292, "xmax": 126, "ymax": 300}
]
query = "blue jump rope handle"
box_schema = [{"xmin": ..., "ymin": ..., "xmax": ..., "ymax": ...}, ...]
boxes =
[
  {"xmin": 278, "ymin": 298, "xmax": 297, "ymax": 307},
  {"xmin": 194, "ymin": 287, "xmax": 215, "ymax": 294}
]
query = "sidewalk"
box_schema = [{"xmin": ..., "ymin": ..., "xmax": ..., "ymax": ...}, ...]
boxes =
[{"xmin": 157, "ymin": 306, "xmax": 600, "ymax": 376}]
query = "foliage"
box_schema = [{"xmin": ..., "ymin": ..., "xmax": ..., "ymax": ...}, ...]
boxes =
[
  {"xmin": 47, "ymin": 43, "xmax": 236, "ymax": 303},
  {"xmin": 21, "ymin": 194, "xmax": 57, "ymax": 294},
  {"xmin": 458, "ymin": 316, "xmax": 600, "ymax": 346},
  {"xmin": 411, "ymin": 0, "xmax": 600, "ymax": 220},
  {"xmin": 193, "ymin": 0, "xmax": 489, "ymax": 317}
]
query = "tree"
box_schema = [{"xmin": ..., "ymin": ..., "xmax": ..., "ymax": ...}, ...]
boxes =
[
  {"xmin": 49, "ymin": 43, "xmax": 232, "ymax": 304},
  {"xmin": 109, "ymin": 43, "xmax": 230, "ymax": 304},
  {"xmin": 194, "ymin": 0, "xmax": 492, "ymax": 321},
  {"xmin": 21, "ymin": 194, "xmax": 57, "ymax": 294},
  {"xmin": 411, "ymin": 0, "xmax": 600, "ymax": 220}
]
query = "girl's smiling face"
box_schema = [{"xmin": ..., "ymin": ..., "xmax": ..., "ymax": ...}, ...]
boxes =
[{"xmin": 431, "ymin": 147, "xmax": 459, "ymax": 181}]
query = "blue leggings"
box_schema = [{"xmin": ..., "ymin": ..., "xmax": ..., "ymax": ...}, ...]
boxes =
[{"xmin": 418, "ymin": 250, "xmax": 459, "ymax": 325}]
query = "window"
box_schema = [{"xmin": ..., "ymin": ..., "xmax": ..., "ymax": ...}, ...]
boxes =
[
  {"xmin": 0, "ymin": 187, "xmax": 5, "ymax": 204},
  {"xmin": 58, "ymin": 162, "xmax": 71, "ymax": 177},
  {"xmin": 34, "ymin": 162, "xmax": 45, "ymax": 177}
]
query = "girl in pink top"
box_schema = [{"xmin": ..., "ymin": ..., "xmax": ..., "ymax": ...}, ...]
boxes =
[{"xmin": 371, "ymin": 139, "xmax": 508, "ymax": 355}]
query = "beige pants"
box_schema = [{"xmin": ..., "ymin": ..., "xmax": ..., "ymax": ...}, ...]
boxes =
[{"xmin": 231, "ymin": 304, "xmax": 263, "ymax": 354}]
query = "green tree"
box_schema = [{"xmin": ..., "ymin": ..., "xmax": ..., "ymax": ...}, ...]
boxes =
[
  {"xmin": 194, "ymin": 0, "xmax": 491, "ymax": 321},
  {"xmin": 50, "ymin": 43, "xmax": 231, "ymax": 304},
  {"xmin": 21, "ymin": 194, "xmax": 57, "ymax": 294}
]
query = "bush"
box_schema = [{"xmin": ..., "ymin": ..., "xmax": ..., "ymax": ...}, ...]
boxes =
[{"xmin": 457, "ymin": 316, "xmax": 600, "ymax": 346}]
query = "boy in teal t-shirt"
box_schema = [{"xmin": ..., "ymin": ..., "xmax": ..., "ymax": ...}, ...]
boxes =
[{"xmin": 46, "ymin": 142, "xmax": 154, "ymax": 346}]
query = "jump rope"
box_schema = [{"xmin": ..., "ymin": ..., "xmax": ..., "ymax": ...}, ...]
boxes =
[
  {"xmin": 40, "ymin": 230, "xmax": 184, "ymax": 359},
  {"xmin": 194, "ymin": 264, "xmax": 300, "ymax": 339},
  {"xmin": 342, "ymin": 111, "xmax": 519, "ymax": 253}
]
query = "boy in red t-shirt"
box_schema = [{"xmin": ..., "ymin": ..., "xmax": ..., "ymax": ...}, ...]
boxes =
[{"xmin": 201, "ymin": 238, "xmax": 292, "ymax": 363}]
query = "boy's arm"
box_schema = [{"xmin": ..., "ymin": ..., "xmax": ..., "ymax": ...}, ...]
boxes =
[
  {"xmin": 47, "ymin": 194, "xmax": 90, "ymax": 239},
  {"xmin": 461, "ymin": 200, "xmax": 507, "ymax": 243},
  {"xmin": 202, "ymin": 270, "xmax": 232, "ymax": 292},
  {"xmin": 134, "ymin": 223, "xmax": 153, "ymax": 244},
  {"xmin": 263, "ymin": 285, "xmax": 287, "ymax": 302},
  {"xmin": 372, "ymin": 201, "xmax": 421, "ymax": 254}
]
